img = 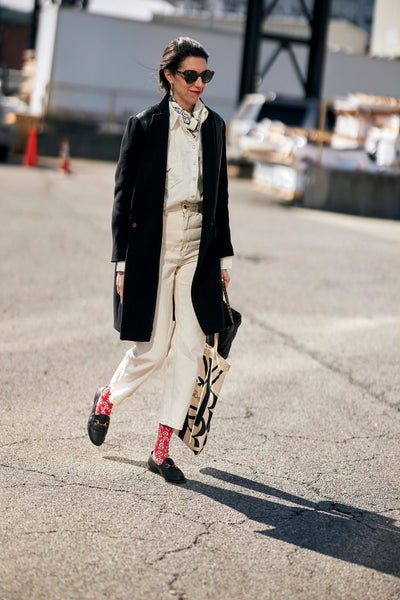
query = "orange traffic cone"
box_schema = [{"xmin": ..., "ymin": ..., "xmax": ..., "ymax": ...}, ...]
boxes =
[
  {"xmin": 23, "ymin": 125, "xmax": 38, "ymax": 167},
  {"xmin": 59, "ymin": 138, "xmax": 71, "ymax": 174}
]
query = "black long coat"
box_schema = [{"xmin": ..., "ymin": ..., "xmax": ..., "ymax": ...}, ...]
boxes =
[{"xmin": 111, "ymin": 93, "xmax": 233, "ymax": 342}]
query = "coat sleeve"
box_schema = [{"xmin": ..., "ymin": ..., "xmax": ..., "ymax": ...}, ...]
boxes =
[
  {"xmin": 111, "ymin": 115, "xmax": 146, "ymax": 263},
  {"xmin": 215, "ymin": 120, "xmax": 234, "ymax": 260}
]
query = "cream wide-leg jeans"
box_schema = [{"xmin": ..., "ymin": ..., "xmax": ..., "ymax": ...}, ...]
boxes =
[{"xmin": 109, "ymin": 202, "xmax": 206, "ymax": 430}]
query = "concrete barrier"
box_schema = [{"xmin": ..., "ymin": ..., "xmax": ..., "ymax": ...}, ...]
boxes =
[{"xmin": 303, "ymin": 165, "xmax": 400, "ymax": 219}]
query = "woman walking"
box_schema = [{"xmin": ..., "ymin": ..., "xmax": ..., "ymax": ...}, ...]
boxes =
[{"xmin": 87, "ymin": 37, "xmax": 233, "ymax": 484}]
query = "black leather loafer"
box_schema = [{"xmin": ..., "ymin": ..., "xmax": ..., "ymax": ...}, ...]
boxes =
[
  {"xmin": 148, "ymin": 453, "xmax": 186, "ymax": 484},
  {"xmin": 87, "ymin": 387, "xmax": 110, "ymax": 446}
]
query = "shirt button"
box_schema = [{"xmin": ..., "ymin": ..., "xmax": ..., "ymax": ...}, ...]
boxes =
[{"xmin": 132, "ymin": 222, "xmax": 137, "ymax": 228}]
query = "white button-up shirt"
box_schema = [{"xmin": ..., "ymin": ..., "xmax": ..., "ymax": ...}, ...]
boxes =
[
  {"xmin": 117, "ymin": 100, "xmax": 232, "ymax": 271},
  {"xmin": 164, "ymin": 99, "xmax": 208, "ymax": 208}
]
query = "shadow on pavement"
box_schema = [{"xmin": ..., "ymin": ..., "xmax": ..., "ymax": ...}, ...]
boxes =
[
  {"xmin": 101, "ymin": 457, "xmax": 399, "ymax": 577},
  {"xmin": 182, "ymin": 468, "xmax": 400, "ymax": 578}
]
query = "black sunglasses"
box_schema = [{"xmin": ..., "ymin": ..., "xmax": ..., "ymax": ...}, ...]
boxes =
[{"xmin": 174, "ymin": 69, "xmax": 215, "ymax": 84}]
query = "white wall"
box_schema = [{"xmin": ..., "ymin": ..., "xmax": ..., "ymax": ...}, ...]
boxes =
[
  {"xmin": 324, "ymin": 52, "xmax": 400, "ymax": 98},
  {"xmin": 32, "ymin": 7, "xmax": 400, "ymax": 123},
  {"xmin": 370, "ymin": 0, "xmax": 400, "ymax": 58},
  {"xmin": 256, "ymin": 41, "xmax": 400, "ymax": 103},
  {"xmin": 44, "ymin": 9, "xmax": 244, "ymax": 121}
]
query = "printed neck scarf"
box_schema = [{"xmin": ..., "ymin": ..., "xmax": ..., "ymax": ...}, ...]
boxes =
[{"xmin": 169, "ymin": 93, "xmax": 204, "ymax": 137}]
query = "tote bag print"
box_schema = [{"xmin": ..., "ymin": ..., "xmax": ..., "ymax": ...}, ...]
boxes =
[{"xmin": 176, "ymin": 341, "xmax": 230, "ymax": 454}]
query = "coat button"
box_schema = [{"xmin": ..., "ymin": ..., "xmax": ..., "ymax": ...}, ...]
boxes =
[{"xmin": 132, "ymin": 222, "xmax": 137, "ymax": 228}]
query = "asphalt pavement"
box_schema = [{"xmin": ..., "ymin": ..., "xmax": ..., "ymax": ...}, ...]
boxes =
[{"xmin": 1, "ymin": 157, "xmax": 400, "ymax": 600}]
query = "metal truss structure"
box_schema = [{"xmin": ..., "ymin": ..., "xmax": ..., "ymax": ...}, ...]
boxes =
[{"xmin": 239, "ymin": 0, "xmax": 332, "ymax": 102}]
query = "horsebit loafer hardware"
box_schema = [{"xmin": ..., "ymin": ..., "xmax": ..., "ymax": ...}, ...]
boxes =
[
  {"xmin": 148, "ymin": 454, "xmax": 187, "ymax": 484},
  {"xmin": 93, "ymin": 419, "xmax": 109, "ymax": 428}
]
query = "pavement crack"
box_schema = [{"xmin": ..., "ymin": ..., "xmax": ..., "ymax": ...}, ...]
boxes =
[
  {"xmin": 147, "ymin": 525, "xmax": 212, "ymax": 568},
  {"xmin": 248, "ymin": 313, "xmax": 396, "ymax": 408},
  {"xmin": 286, "ymin": 546, "xmax": 300, "ymax": 566},
  {"xmin": 0, "ymin": 462, "xmax": 61, "ymax": 482},
  {"xmin": 0, "ymin": 462, "xmax": 155, "ymax": 500},
  {"xmin": 168, "ymin": 573, "xmax": 189, "ymax": 600},
  {"xmin": 315, "ymin": 501, "xmax": 376, "ymax": 529},
  {"xmin": 24, "ymin": 530, "xmax": 59, "ymax": 535},
  {"xmin": 268, "ymin": 431, "xmax": 397, "ymax": 444},
  {"xmin": 0, "ymin": 438, "xmax": 30, "ymax": 448},
  {"xmin": 0, "ymin": 435, "xmax": 86, "ymax": 448}
]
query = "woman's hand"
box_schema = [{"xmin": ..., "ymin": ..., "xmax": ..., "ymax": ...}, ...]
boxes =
[
  {"xmin": 221, "ymin": 269, "xmax": 230, "ymax": 288},
  {"xmin": 116, "ymin": 271, "xmax": 125, "ymax": 304}
]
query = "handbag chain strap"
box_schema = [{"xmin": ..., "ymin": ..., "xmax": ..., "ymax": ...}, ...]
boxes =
[{"xmin": 222, "ymin": 281, "xmax": 234, "ymax": 324}]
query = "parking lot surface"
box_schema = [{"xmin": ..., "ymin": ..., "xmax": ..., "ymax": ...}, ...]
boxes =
[{"xmin": 1, "ymin": 158, "xmax": 400, "ymax": 600}]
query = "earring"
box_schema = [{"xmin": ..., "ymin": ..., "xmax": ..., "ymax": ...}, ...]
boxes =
[{"xmin": 170, "ymin": 82, "xmax": 174, "ymax": 94}]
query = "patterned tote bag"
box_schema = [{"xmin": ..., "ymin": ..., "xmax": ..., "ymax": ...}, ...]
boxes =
[{"xmin": 175, "ymin": 334, "xmax": 230, "ymax": 455}]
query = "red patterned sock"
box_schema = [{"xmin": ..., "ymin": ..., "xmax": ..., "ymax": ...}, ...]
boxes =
[
  {"xmin": 153, "ymin": 424, "xmax": 173, "ymax": 465},
  {"xmin": 94, "ymin": 386, "xmax": 113, "ymax": 416}
]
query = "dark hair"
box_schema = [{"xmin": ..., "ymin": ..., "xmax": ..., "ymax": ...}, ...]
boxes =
[{"xmin": 159, "ymin": 37, "xmax": 209, "ymax": 92}]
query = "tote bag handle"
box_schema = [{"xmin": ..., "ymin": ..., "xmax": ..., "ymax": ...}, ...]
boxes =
[{"xmin": 222, "ymin": 281, "xmax": 234, "ymax": 325}]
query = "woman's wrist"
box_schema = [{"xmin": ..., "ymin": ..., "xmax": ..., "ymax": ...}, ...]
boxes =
[{"xmin": 220, "ymin": 256, "xmax": 233, "ymax": 270}]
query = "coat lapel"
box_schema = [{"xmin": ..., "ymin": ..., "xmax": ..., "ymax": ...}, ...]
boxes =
[
  {"xmin": 145, "ymin": 94, "xmax": 170, "ymax": 209},
  {"xmin": 201, "ymin": 112, "xmax": 217, "ymax": 225}
]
